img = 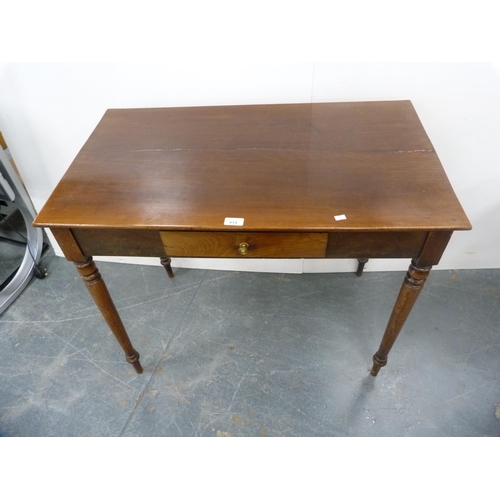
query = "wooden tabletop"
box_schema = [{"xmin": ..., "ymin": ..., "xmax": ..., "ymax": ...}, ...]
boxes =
[{"xmin": 34, "ymin": 101, "xmax": 471, "ymax": 233}]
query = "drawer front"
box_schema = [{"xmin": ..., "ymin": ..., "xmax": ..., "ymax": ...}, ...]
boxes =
[{"xmin": 160, "ymin": 231, "xmax": 328, "ymax": 258}]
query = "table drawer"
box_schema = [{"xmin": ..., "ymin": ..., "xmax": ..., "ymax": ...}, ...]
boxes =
[{"xmin": 160, "ymin": 231, "xmax": 328, "ymax": 258}]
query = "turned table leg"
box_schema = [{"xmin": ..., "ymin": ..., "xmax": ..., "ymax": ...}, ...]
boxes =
[
  {"xmin": 160, "ymin": 257, "xmax": 175, "ymax": 278},
  {"xmin": 74, "ymin": 257, "xmax": 143, "ymax": 374},
  {"xmin": 370, "ymin": 259, "xmax": 431, "ymax": 376},
  {"xmin": 356, "ymin": 258, "xmax": 369, "ymax": 277}
]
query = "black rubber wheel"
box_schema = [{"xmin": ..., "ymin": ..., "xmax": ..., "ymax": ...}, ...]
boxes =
[{"xmin": 34, "ymin": 266, "xmax": 48, "ymax": 279}]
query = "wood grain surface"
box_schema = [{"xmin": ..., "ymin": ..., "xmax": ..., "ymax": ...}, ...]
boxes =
[{"xmin": 34, "ymin": 101, "xmax": 471, "ymax": 233}]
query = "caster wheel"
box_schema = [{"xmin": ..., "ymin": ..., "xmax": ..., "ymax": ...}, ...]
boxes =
[{"xmin": 34, "ymin": 266, "xmax": 48, "ymax": 279}]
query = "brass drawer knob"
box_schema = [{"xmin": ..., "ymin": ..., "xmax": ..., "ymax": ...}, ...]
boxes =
[{"xmin": 238, "ymin": 242, "xmax": 249, "ymax": 255}]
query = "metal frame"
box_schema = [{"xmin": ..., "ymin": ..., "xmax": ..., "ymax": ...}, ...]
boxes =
[{"xmin": 0, "ymin": 147, "xmax": 44, "ymax": 314}]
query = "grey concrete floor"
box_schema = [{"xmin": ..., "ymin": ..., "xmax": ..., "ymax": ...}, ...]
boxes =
[{"xmin": 0, "ymin": 247, "xmax": 499, "ymax": 437}]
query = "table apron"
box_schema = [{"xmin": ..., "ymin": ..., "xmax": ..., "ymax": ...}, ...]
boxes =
[
  {"xmin": 68, "ymin": 227, "xmax": 432, "ymax": 260},
  {"xmin": 325, "ymin": 231, "xmax": 429, "ymax": 259}
]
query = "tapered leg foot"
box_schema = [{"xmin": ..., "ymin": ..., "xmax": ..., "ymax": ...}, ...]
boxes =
[
  {"xmin": 370, "ymin": 259, "xmax": 431, "ymax": 376},
  {"xmin": 126, "ymin": 350, "xmax": 143, "ymax": 374},
  {"xmin": 74, "ymin": 257, "xmax": 143, "ymax": 374},
  {"xmin": 160, "ymin": 257, "xmax": 175, "ymax": 278},
  {"xmin": 356, "ymin": 258, "xmax": 369, "ymax": 277},
  {"xmin": 370, "ymin": 353, "xmax": 387, "ymax": 376}
]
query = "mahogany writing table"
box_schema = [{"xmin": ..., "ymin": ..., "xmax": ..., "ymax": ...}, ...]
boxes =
[{"xmin": 34, "ymin": 101, "xmax": 471, "ymax": 376}]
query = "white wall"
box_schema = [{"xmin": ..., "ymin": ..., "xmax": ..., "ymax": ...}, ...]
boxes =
[{"xmin": 1, "ymin": 62, "xmax": 499, "ymax": 273}]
